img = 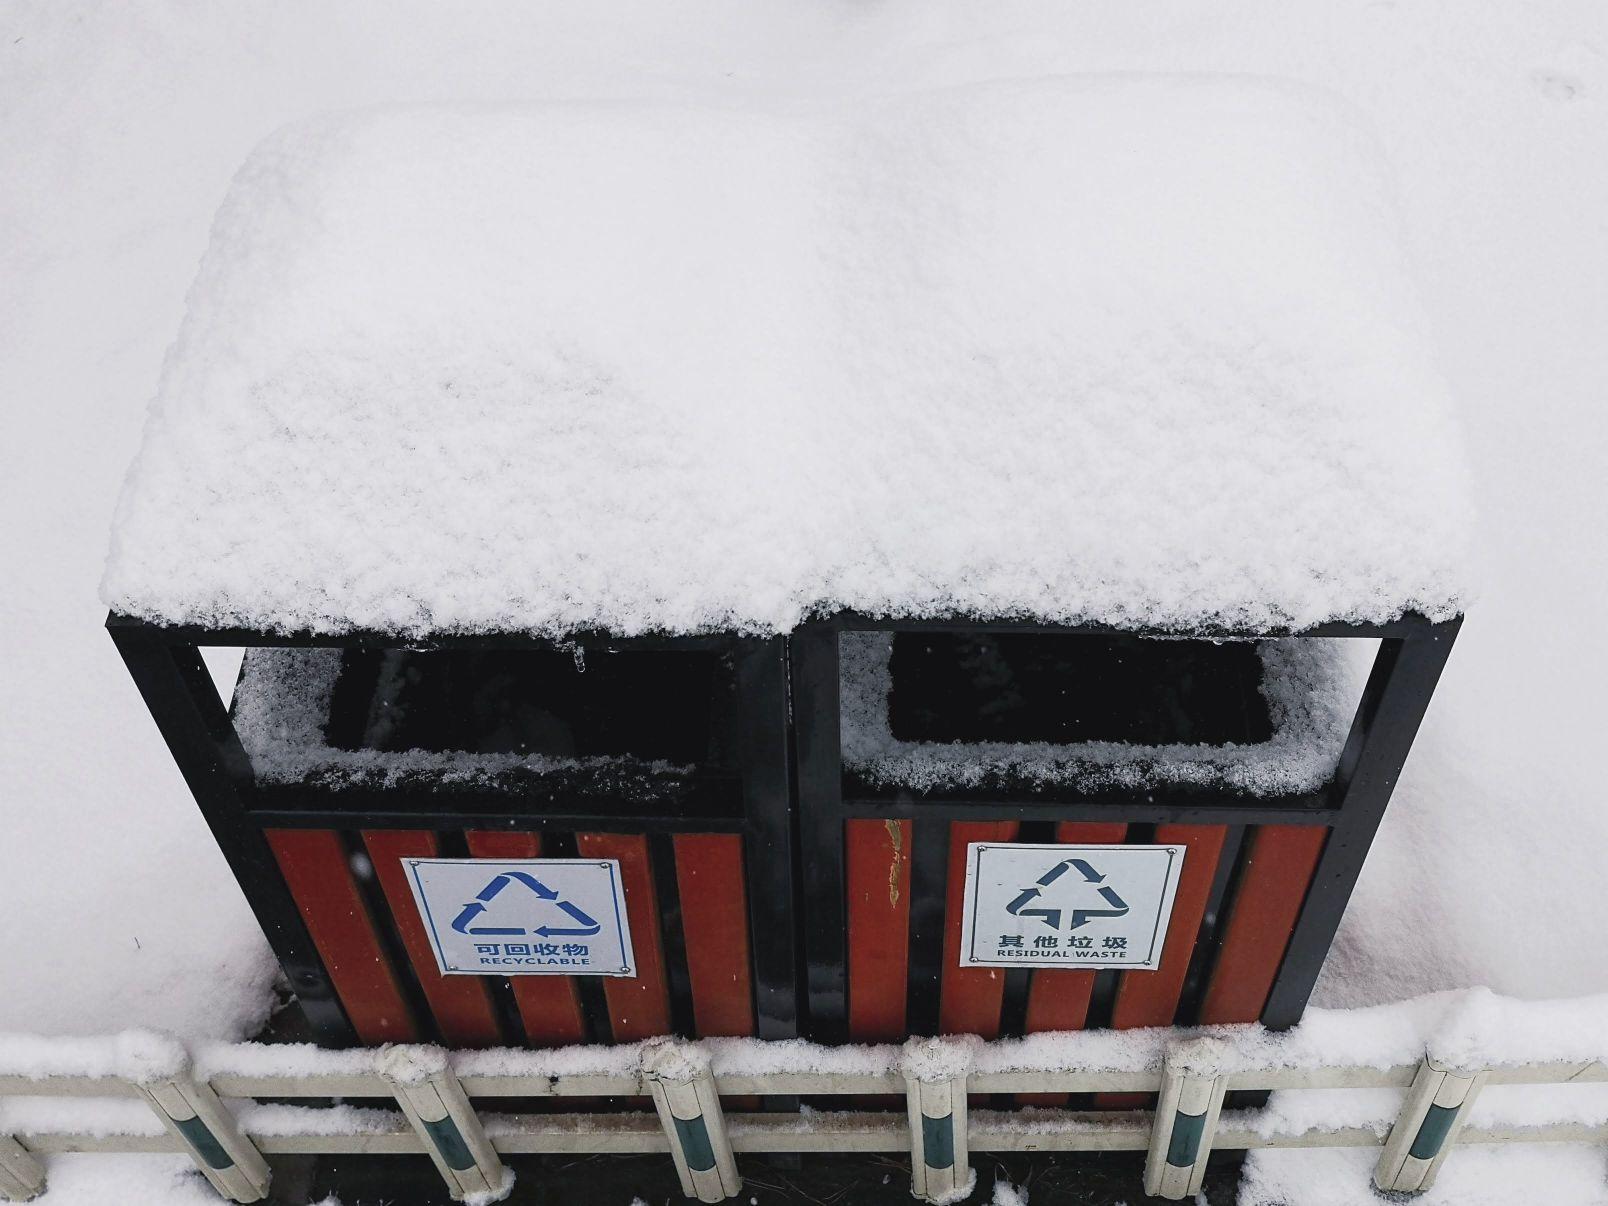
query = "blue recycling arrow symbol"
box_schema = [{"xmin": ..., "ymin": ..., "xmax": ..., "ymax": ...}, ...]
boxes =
[
  {"xmin": 450, "ymin": 872, "xmax": 602, "ymax": 937},
  {"xmin": 1005, "ymin": 857, "xmax": 1129, "ymax": 931}
]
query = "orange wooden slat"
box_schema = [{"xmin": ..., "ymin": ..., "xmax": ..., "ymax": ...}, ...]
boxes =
[
  {"xmin": 1110, "ymin": 824, "xmax": 1227, "ymax": 1029},
  {"xmin": 463, "ymin": 830, "xmax": 588, "ymax": 1046},
  {"xmin": 673, "ymin": 834, "xmax": 756, "ymax": 1038},
  {"xmin": 939, "ymin": 820, "xmax": 1021, "ymax": 1038},
  {"xmin": 1100, "ymin": 823, "xmax": 1226, "ymax": 1108},
  {"xmin": 1019, "ymin": 821, "xmax": 1129, "ymax": 1107},
  {"xmin": 265, "ymin": 828, "xmax": 417, "ymax": 1045},
  {"xmin": 847, "ymin": 819, "xmax": 913, "ymax": 1042},
  {"xmin": 1023, "ymin": 821, "xmax": 1131, "ymax": 1034},
  {"xmin": 575, "ymin": 833, "xmax": 672, "ymax": 1041},
  {"xmin": 361, "ymin": 830, "xmax": 503, "ymax": 1047},
  {"xmin": 1197, "ymin": 826, "xmax": 1327, "ymax": 1025}
]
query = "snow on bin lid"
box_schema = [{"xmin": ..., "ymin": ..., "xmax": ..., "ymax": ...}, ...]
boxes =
[{"xmin": 103, "ymin": 76, "xmax": 1472, "ymax": 638}]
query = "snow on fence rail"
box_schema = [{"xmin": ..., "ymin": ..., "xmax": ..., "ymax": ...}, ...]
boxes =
[{"xmin": 1, "ymin": 1006, "xmax": 1606, "ymax": 1204}]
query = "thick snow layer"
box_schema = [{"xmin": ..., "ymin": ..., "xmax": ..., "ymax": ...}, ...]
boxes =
[
  {"xmin": 705, "ymin": 1037, "xmax": 901, "ymax": 1077},
  {"xmin": 192, "ymin": 1040, "xmax": 379, "ymax": 1082},
  {"xmin": 9, "ymin": 988, "xmax": 1592, "ymax": 1087},
  {"xmin": 841, "ymin": 634, "xmax": 1362, "ymax": 795},
  {"xmin": 0, "ymin": 1031, "xmax": 184, "ymax": 1083},
  {"xmin": 101, "ymin": 77, "xmax": 1471, "ymax": 639},
  {"xmin": 0, "ymin": 1095, "xmax": 163, "ymax": 1140},
  {"xmin": 450, "ymin": 1041, "xmax": 644, "ymax": 1080}
]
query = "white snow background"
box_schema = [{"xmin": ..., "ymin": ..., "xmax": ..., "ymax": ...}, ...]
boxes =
[{"xmin": 1, "ymin": 2, "xmax": 1604, "ymax": 1202}]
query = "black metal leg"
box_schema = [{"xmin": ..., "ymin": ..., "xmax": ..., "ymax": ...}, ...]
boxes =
[
  {"xmin": 905, "ymin": 819, "xmax": 949, "ymax": 1037},
  {"xmin": 648, "ymin": 831, "xmax": 697, "ymax": 1038},
  {"xmin": 1177, "ymin": 824, "xmax": 1248, "ymax": 1026},
  {"xmin": 738, "ymin": 637, "xmax": 801, "ymax": 1041},
  {"xmin": 106, "ymin": 620, "xmax": 356, "ymax": 1045},
  {"xmin": 1261, "ymin": 620, "xmax": 1462, "ymax": 1029},
  {"xmin": 790, "ymin": 624, "xmax": 848, "ymax": 1043}
]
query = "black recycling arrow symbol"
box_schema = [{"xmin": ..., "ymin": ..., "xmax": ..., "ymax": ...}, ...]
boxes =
[
  {"xmin": 1005, "ymin": 858, "xmax": 1130, "ymax": 931},
  {"xmin": 1070, "ymin": 885, "xmax": 1129, "ymax": 930},
  {"xmin": 1068, "ymin": 859, "xmax": 1105, "ymax": 884},
  {"xmin": 1005, "ymin": 886, "xmax": 1061, "ymax": 929}
]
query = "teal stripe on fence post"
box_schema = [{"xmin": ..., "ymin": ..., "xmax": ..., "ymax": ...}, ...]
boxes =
[
  {"xmin": 674, "ymin": 1115, "xmax": 718, "ymax": 1173},
  {"xmin": 1409, "ymin": 1103, "xmax": 1460, "ymax": 1162},
  {"xmin": 421, "ymin": 1115, "xmax": 478, "ymax": 1172},
  {"xmin": 921, "ymin": 1114, "xmax": 955, "ymax": 1170},
  {"xmin": 1165, "ymin": 1111, "xmax": 1207, "ymax": 1169},
  {"xmin": 171, "ymin": 1115, "xmax": 237, "ymax": 1171}
]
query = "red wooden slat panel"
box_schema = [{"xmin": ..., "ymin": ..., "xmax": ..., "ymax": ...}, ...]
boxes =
[
  {"xmin": 1110, "ymin": 824, "xmax": 1226, "ymax": 1030},
  {"xmin": 361, "ymin": 830, "xmax": 502, "ymax": 1047},
  {"xmin": 673, "ymin": 834, "xmax": 755, "ymax": 1038},
  {"xmin": 463, "ymin": 830, "xmax": 587, "ymax": 1046},
  {"xmin": 575, "ymin": 833, "xmax": 672, "ymax": 1041},
  {"xmin": 1197, "ymin": 825, "xmax": 1327, "ymax": 1025},
  {"xmin": 939, "ymin": 820, "xmax": 1021, "ymax": 1037},
  {"xmin": 847, "ymin": 819, "xmax": 912, "ymax": 1042},
  {"xmin": 265, "ymin": 828, "xmax": 417, "ymax": 1045},
  {"xmin": 1023, "ymin": 821, "xmax": 1131, "ymax": 1034},
  {"xmin": 1100, "ymin": 824, "xmax": 1225, "ymax": 1109},
  {"xmin": 1019, "ymin": 821, "xmax": 1129, "ymax": 1107}
]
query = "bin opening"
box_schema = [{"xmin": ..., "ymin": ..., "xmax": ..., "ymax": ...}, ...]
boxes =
[
  {"xmin": 326, "ymin": 649, "xmax": 717, "ymax": 764},
  {"xmin": 886, "ymin": 633, "xmax": 1273, "ymax": 747},
  {"xmin": 841, "ymin": 632, "xmax": 1362, "ymax": 798},
  {"xmin": 232, "ymin": 646, "xmax": 733, "ymax": 796}
]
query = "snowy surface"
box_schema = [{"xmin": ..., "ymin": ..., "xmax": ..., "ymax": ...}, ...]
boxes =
[
  {"xmin": 2, "ymin": 999, "xmax": 1605, "ymax": 1202},
  {"xmin": 841, "ymin": 634, "xmax": 1363, "ymax": 795},
  {"xmin": 6, "ymin": 986, "xmax": 1595, "ymax": 1086},
  {"xmin": 1241, "ymin": 1144, "xmax": 1608, "ymax": 1206},
  {"xmin": 3, "ymin": 1, "xmax": 1608, "ymax": 1201},
  {"xmin": 101, "ymin": 77, "xmax": 1472, "ymax": 639}
]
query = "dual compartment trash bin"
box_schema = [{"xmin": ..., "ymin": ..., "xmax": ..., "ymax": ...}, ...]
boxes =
[
  {"xmin": 108, "ymin": 609, "xmax": 1459, "ymax": 1055},
  {"xmin": 98, "ymin": 81, "xmax": 1473, "ymax": 1068}
]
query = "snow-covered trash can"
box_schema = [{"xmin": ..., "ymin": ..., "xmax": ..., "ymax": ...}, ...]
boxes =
[
  {"xmin": 104, "ymin": 621, "xmax": 795, "ymax": 1050},
  {"xmin": 101, "ymin": 75, "xmax": 1469, "ymax": 1065}
]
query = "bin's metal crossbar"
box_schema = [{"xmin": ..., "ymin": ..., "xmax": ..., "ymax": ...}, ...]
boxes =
[{"xmin": 2, "ymin": 1030, "xmax": 1602, "ymax": 1205}]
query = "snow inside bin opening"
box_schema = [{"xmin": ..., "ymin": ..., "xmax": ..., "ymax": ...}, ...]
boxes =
[
  {"xmin": 232, "ymin": 648, "xmax": 693, "ymax": 794},
  {"xmin": 101, "ymin": 76, "xmax": 1472, "ymax": 639},
  {"xmin": 840, "ymin": 633, "xmax": 1363, "ymax": 796}
]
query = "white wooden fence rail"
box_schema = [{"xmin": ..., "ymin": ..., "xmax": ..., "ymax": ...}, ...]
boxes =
[{"xmin": 1, "ymin": 1034, "xmax": 1604, "ymax": 1204}]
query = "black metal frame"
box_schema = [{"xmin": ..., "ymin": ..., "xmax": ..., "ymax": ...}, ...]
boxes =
[
  {"xmin": 790, "ymin": 612, "xmax": 1461, "ymax": 1042},
  {"xmin": 110, "ymin": 608, "xmax": 1457, "ymax": 1051},
  {"xmin": 107, "ymin": 614, "xmax": 799, "ymax": 1047}
]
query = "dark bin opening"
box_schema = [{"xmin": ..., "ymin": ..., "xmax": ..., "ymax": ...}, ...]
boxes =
[
  {"xmin": 324, "ymin": 649, "xmax": 720, "ymax": 764},
  {"xmin": 887, "ymin": 633, "xmax": 1274, "ymax": 747}
]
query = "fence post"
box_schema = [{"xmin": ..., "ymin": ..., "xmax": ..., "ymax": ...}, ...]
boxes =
[
  {"xmin": 902, "ymin": 1037, "xmax": 975, "ymax": 1205},
  {"xmin": 641, "ymin": 1039, "xmax": 740, "ymax": 1203},
  {"xmin": 380, "ymin": 1046, "xmax": 510, "ymax": 1203},
  {"xmin": 127, "ymin": 1042, "xmax": 270, "ymax": 1205},
  {"xmin": 0, "ymin": 1137, "xmax": 45, "ymax": 1202},
  {"xmin": 1375, "ymin": 1057, "xmax": 1488, "ymax": 1194},
  {"xmin": 1143, "ymin": 1038, "xmax": 1230, "ymax": 1200}
]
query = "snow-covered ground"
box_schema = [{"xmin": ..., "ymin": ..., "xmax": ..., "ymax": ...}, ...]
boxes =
[{"xmin": 3, "ymin": 1, "xmax": 1605, "ymax": 1201}]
